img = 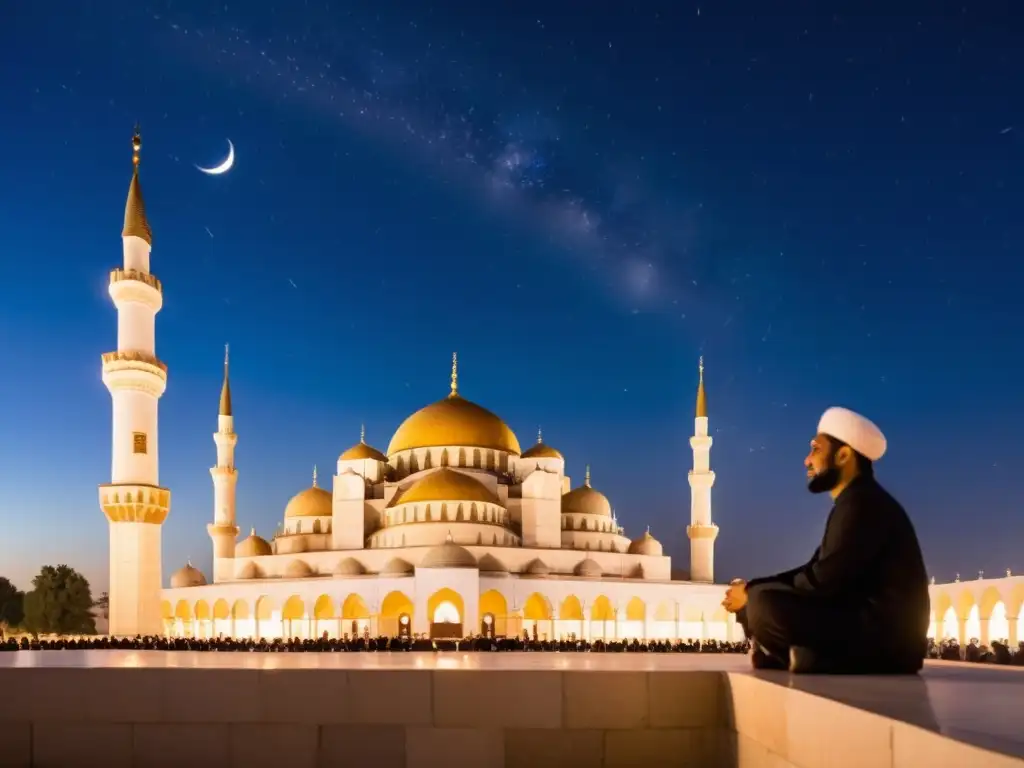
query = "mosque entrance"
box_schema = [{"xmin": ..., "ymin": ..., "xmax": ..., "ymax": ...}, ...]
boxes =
[{"xmin": 429, "ymin": 601, "xmax": 462, "ymax": 639}]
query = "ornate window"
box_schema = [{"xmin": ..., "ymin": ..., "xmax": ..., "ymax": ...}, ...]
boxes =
[{"xmin": 132, "ymin": 432, "xmax": 148, "ymax": 454}]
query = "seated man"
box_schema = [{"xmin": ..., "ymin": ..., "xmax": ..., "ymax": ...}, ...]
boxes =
[{"xmin": 722, "ymin": 407, "xmax": 929, "ymax": 674}]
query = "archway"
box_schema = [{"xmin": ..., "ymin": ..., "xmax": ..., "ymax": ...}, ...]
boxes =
[
  {"xmin": 160, "ymin": 600, "xmax": 174, "ymax": 637},
  {"xmin": 282, "ymin": 595, "xmax": 306, "ymax": 639},
  {"xmin": 312, "ymin": 595, "xmax": 335, "ymax": 639},
  {"xmin": 211, "ymin": 599, "xmax": 230, "ymax": 638},
  {"xmin": 522, "ymin": 592, "xmax": 553, "ymax": 641},
  {"xmin": 990, "ymin": 602, "xmax": 1009, "ymax": 643},
  {"xmin": 941, "ymin": 605, "xmax": 958, "ymax": 640},
  {"xmin": 624, "ymin": 597, "xmax": 646, "ymax": 640},
  {"xmin": 590, "ymin": 595, "xmax": 614, "ymax": 640},
  {"xmin": 479, "ymin": 590, "xmax": 508, "ymax": 637},
  {"xmin": 381, "ymin": 591, "xmax": 414, "ymax": 638},
  {"xmin": 965, "ymin": 605, "xmax": 981, "ymax": 642},
  {"xmin": 427, "ymin": 588, "xmax": 465, "ymax": 639},
  {"xmin": 174, "ymin": 600, "xmax": 192, "ymax": 638},
  {"xmin": 194, "ymin": 600, "xmax": 211, "ymax": 639},
  {"xmin": 230, "ymin": 599, "xmax": 250, "ymax": 638},
  {"xmin": 254, "ymin": 596, "xmax": 276, "ymax": 639},
  {"xmin": 559, "ymin": 595, "xmax": 584, "ymax": 639},
  {"xmin": 341, "ymin": 593, "xmax": 371, "ymax": 638}
]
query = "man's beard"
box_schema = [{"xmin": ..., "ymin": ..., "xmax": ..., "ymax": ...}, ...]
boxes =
[{"xmin": 807, "ymin": 460, "xmax": 841, "ymax": 494}]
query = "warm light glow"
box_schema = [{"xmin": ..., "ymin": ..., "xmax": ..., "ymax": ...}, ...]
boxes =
[{"xmin": 433, "ymin": 601, "xmax": 460, "ymax": 624}]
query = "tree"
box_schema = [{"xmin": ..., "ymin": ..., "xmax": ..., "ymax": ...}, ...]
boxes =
[
  {"xmin": 94, "ymin": 592, "xmax": 109, "ymax": 620},
  {"xmin": 22, "ymin": 565, "xmax": 96, "ymax": 636},
  {"xmin": 0, "ymin": 576, "xmax": 24, "ymax": 632}
]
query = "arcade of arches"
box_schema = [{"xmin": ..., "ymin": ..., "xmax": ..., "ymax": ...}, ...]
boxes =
[
  {"xmin": 160, "ymin": 589, "xmax": 740, "ymax": 642},
  {"xmin": 928, "ymin": 582, "xmax": 1024, "ymax": 646}
]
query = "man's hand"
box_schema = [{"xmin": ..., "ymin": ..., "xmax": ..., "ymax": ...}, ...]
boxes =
[{"xmin": 722, "ymin": 579, "xmax": 748, "ymax": 613}]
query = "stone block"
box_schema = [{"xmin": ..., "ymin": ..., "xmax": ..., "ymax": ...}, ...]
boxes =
[
  {"xmin": 503, "ymin": 728, "xmax": 605, "ymax": 768},
  {"xmin": 229, "ymin": 723, "xmax": 318, "ymax": 768},
  {"xmin": 405, "ymin": 727, "xmax": 504, "ymax": 768},
  {"xmin": 345, "ymin": 670, "xmax": 432, "ymax": 725},
  {"xmin": 132, "ymin": 723, "xmax": 230, "ymax": 768},
  {"xmin": 0, "ymin": 722, "xmax": 31, "ymax": 768},
  {"xmin": 432, "ymin": 670, "xmax": 562, "ymax": 728},
  {"xmin": 784, "ymin": 689, "xmax": 894, "ymax": 768},
  {"xmin": 27, "ymin": 668, "xmax": 162, "ymax": 723},
  {"xmin": 891, "ymin": 721, "xmax": 1023, "ymax": 768},
  {"xmin": 563, "ymin": 671, "xmax": 648, "ymax": 729},
  {"xmin": 257, "ymin": 669, "xmax": 347, "ymax": 724},
  {"xmin": 318, "ymin": 724, "xmax": 406, "ymax": 768},
  {"xmin": 604, "ymin": 728, "xmax": 698, "ymax": 767},
  {"xmin": 648, "ymin": 671, "xmax": 726, "ymax": 728},
  {"xmin": 32, "ymin": 722, "xmax": 133, "ymax": 768},
  {"xmin": 726, "ymin": 673, "xmax": 789, "ymax": 757},
  {"xmin": 163, "ymin": 669, "xmax": 261, "ymax": 722}
]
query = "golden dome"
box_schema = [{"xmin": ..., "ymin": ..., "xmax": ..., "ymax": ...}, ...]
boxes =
[
  {"xmin": 239, "ymin": 561, "xmax": 263, "ymax": 579},
  {"xmin": 334, "ymin": 557, "xmax": 367, "ymax": 576},
  {"xmin": 170, "ymin": 562, "xmax": 207, "ymax": 589},
  {"xmin": 284, "ymin": 470, "xmax": 332, "ymax": 518},
  {"xmin": 380, "ymin": 558, "xmax": 414, "ymax": 576},
  {"xmin": 524, "ymin": 558, "xmax": 551, "ymax": 577},
  {"xmin": 340, "ymin": 425, "xmax": 388, "ymax": 462},
  {"xmin": 284, "ymin": 559, "xmax": 314, "ymax": 579},
  {"xmin": 573, "ymin": 558, "xmax": 603, "ymax": 578},
  {"xmin": 236, "ymin": 528, "xmax": 272, "ymax": 557},
  {"xmin": 522, "ymin": 427, "xmax": 563, "ymax": 460},
  {"xmin": 386, "ymin": 353, "xmax": 520, "ymax": 455},
  {"xmin": 389, "ymin": 468, "xmax": 499, "ymax": 508},
  {"xmin": 628, "ymin": 528, "xmax": 664, "ymax": 557},
  {"xmin": 561, "ymin": 466, "xmax": 612, "ymax": 517}
]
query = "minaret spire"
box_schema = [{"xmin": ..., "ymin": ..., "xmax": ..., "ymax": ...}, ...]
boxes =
[
  {"xmin": 696, "ymin": 356, "xmax": 707, "ymax": 418},
  {"xmin": 122, "ymin": 124, "xmax": 153, "ymax": 244},
  {"xmin": 312, "ymin": 465, "xmax": 318, "ymax": 488},
  {"xmin": 219, "ymin": 344, "xmax": 232, "ymax": 417},
  {"xmin": 449, "ymin": 352, "xmax": 459, "ymax": 397},
  {"xmin": 584, "ymin": 465, "xmax": 591, "ymax": 488}
]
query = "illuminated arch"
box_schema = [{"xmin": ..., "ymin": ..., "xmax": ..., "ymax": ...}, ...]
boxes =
[
  {"xmin": 341, "ymin": 594, "xmax": 371, "ymax": 619},
  {"xmin": 591, "ymin": 596, "xmax": 615, "ymax": 622},
  {"xmin": 313, "ymin": 595, "xmax": 335, "ymax": 620},
  {"xmin": 479, "ymin": 590, "xmax": 508, "ymax": 619},
  {"xmin": 254, "ymin": 595, "xmax": 274, "ymax": 621},
  {"xmin": 282, "ymin": 596, "xmax": 305, "ymax": 621},
  {"xmin": 522, "ymin": 592, "xmax": 552, "ymax": 621},
  {"xmin": 559, "ymin": 595, "xmax": 583, "ymax": 621},
  {"xmin": 231, "ymin": 599, "xmax": 250, "ymax": 620},
  {"xmin": 194, "ymin": 600, "xmax": 211, "ymax": 621},
  {"xmin": 965, "ymin": 604, "xmax": 981, "ymax": 641},
  {"xmin": 990, "ymin": 601, "xmax": 1009, "ymax": 641},
  {"xmin": 941, "ymin": 605, "xmax": 958, "ymax": 639},
  {"xmin": 979, "ymin": 587, "xmax": 1004, "ymax": 619},
  {"xmin": 625, "ymin": 597, "xmax": 645, "ymax": 622},
  {"xmin": 174, "ymin": 600, "xmax": 192, "ymax": 620},
  {"xmin": 427, "ymin": 588, "xmax": 464, "ymax": 624},
  {"xmin": 212, "ymin": 599, "xmax": 230, "ymax": 621},
  {"xmin": 381, "ymin": 591, "xmax": 414, "ymax": 618},
  {"xmin": 160, "ymin": 600, "xmax": 173, "ymax": 620},
  {"xmin": 653, "ymin": 601, "xmax": 676, "ymax": 622}
]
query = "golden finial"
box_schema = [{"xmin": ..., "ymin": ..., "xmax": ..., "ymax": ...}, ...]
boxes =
[
  {"xmin": 449, "ymin": 352, "xmax": 459, "ymax": 397},
  {"xmin": 123, "ymin": 123, "xmax": 153, "ymax": 244},
  {"xmin": 360, "ymin": 423, "xmax": 366, "ymax": 444},
  {"xmin": 312, "ymin": 465, "xmax": 318, "ymax": 488},
  {"xmin": 584, "ymin": 465, "xmax": 591, "ymax": 487},
  {"xmin": 219, "ymin": 343, "xmax": 232, "ymax": 417},
  {"xmin": 249, "ymin": 527, "xmax": 256, "ymax": 536},
  {"xmin": 646, "ymin": 525, "xmax": 651, "ymax": 535},
  {"xmin": 186, "ymin": 558, "xmax": 192, "ymax": 567},
  {"xmin": 695, "ymin": 356, "xmax": 708, "ymax": 418},
  {"xmin": 537, "ymin": 427, "xmax": 543, "ymax": 444}
]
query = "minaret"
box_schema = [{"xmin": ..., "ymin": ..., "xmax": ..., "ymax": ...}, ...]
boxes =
[
  {"xmin": 686, "ymin": 356, "xmax": 718, "ymax": 583},
  {"xmin": 208, "ymin": 344, "xmax": 240, "ymax": 582},
  {"xmin": 98, "ymin": 126, "xmax": 170, "ymax": 636}
]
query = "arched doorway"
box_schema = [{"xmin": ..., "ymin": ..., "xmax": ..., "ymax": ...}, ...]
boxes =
[
  {"xmin": 428, "ymin": 588, "xmax": 464, "ymax": 639},
  {"xmin": 398, "ymin": 613, "xmax": 412, "ymax": 639},
  {"xmin": 481, "ymin": 612, "xmax": 495, "ymax": 638}
]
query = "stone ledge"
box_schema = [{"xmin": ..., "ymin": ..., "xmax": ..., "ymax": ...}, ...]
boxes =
[{"xmin": 0, "ymin": 654, "xmax": 1020, "ymax": 767}]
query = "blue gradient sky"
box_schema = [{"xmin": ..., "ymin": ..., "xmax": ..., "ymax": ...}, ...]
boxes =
[{"xmin": 1, "ymin": 1, "xmax": 1022, "ymax": 594}]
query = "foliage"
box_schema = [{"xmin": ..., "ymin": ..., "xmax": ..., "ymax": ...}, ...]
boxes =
[
  {"xmin": 22, "ymin": 565, "xmax": 97, "ymax": 636},
  {"xmin": 0, "ymin": 576, "xmax": 24, "ymax": 631},
  {"xmin": 94, "ymin": 591, "xmax": 109, "ymax": 619}
]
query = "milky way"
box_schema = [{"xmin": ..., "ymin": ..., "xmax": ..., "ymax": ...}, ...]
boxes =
[{"xmin": 150, "ymin": 6, "xmax": 717, "ymax": 320}]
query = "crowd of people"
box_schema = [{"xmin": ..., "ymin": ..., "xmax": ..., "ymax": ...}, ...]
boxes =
[
  {"xmin": 928, "ymin": 638, "xmax": 1024, "ymax": 666},
  {"xmin": 1, "ymin": 631, "xmax": 750, "ymax": 654}
]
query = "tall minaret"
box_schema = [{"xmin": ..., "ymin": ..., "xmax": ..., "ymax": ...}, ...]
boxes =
[
  {"xmin": 208, "ymin": 345, "xmax": 240, "ymax": 582},
  {"xmin": 686, "ymin": 356, "xmax": 718, "ymax": 583},
  {"xmin": 98, "ymin": 126, "xmax": 170, "ymax": 636}
]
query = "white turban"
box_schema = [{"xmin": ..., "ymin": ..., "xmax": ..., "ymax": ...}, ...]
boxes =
[{"xmin": 817, "ymin": 407, "xmax": 887, "ymax": 461}]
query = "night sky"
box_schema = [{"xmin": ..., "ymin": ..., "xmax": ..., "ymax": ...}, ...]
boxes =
[{"xmin": 1, "ymin": 1, "xmax": 1021, "ymax": 594}]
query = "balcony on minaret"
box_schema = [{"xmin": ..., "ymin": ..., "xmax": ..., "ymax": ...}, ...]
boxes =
[
  {"xmin": 110, "ymin": 268, "xmax": 161, "ymax": 292},
  {"xmin": 99, "ymin": 483, "xmax": 170, "ymax": 524},
  {"xmin": 108, "ymin": 267, "xmax": 163, "ymax": 314}
]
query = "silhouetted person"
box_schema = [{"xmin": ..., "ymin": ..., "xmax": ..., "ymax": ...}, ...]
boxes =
[{"xmin": 722, "ymin": 407, "xmax": 929, "ymax": 674}]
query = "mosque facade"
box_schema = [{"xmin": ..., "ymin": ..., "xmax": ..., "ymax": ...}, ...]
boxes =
[
  {"xmin": 928, "ymin": 573, "xmax": 1024, "ymax": 647},
  {"xmin": 100, "ymin": 130, "xmax": 738, "ymax": 643}
]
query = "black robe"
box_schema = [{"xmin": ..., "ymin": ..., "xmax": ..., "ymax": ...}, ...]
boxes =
[{"xmin": 741, "ymin": 474, "xmax": 929, "ymax": 666}]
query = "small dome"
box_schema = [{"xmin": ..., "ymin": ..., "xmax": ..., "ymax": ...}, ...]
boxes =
[
  {"xmin": 522, "ymin": 428, "xmax": 563, "ymax": 460},
  {"xmin": 387, "ymin": 391, "xmax": 521, "ymax": 455},
  {"xmin": 478, "ymin": 553, "xmax": 509, "ymax": 573},
  {"xmin": 573, "ymin": 558, "xmax": 603, "ymax": 578},
  {"xmin": 628, "ymin": 529, "xmax": 663, "ymax": 557},
  {"xmin": 380, "ymin": 557, "xmax": 414, "ymax": 576},
  {"xmin": 239, "ymin": 561, "xmax": 263, "ymax": 579},
  {"xmin": 524, "ymin": 558, "xmax": 551, "ymax": 577},
  {"xmin": 419, "ymin": 537, "xmax": 477, "ymax": 569},
  {"xmin": 389, "ymin": 467, "xmax": 499, "ymax": 508},
  {"xmin": 170, "ymin": 562, "xmax": 207, "ymax": 589},
  {"xmin": 284, "ymin": 559, "xmax": 314, "ymax": 579},
  {"xmin": 561, "ymin": 470, "xmax": 612, "ymax": 517},
  {"xmin": 284, "ymin": 485, "xmax": 332, "ymax": 518},
  {"xmin": 334, "ymin": 557, "xmax": 367, "ymax": 576},
  {"xmin": 236, "ymin": 528, "xmax": 272, "ymax": 557},
  {"xmin": 339, "ymin": 435, "xmax": 388, "ymax": 462}
]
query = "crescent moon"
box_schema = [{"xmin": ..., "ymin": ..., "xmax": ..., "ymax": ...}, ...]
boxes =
[{"xmin": 196, "ymin": 140, "xmax": 235, "ymax": 175}]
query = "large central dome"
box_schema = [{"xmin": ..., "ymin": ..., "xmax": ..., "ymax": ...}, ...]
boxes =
[
  {"xmin": 387, "ymin": 394, "xmax": 521, "ymax": 455},
  {"xmin": 387, "ymin": 354, "xmax": 521, "ymax": 456}
]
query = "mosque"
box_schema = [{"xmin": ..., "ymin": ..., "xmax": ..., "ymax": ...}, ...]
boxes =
[
  {"xmin": 928, "ymin": 572, "xmax": 1024, "ymax": 648},
  {"xmin": 99, "ymin": 130, "xmax": 735, "ymax": 642}
]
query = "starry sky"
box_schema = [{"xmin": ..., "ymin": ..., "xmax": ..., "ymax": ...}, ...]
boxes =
[{"xmin": 1, "ymin": 1, "xmax": 1021, "ymax": 595}]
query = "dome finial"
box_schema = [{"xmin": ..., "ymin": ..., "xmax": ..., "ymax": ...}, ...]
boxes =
[
  {"xmin": 219, "ymin": 343, "xmax": 232, "ymax": 416},
  {"xmin": 360, "ymin": 423, "xmax": 366, "ymax": 443},
  {"xmin": 584, "ymin": 464, "xmax": 591, "ymax": 487},
  {"xmin": 536, "ymin": 426, "xmax": 543, "ymax": 444},
  {"xmin": 646, "ymin": 525, "xmax": 651, "ymax": 535},
  {"xmin": 122, "ymin": 123, "xmax": 153, "ymax": 244},
  {"xmin": 312, "ymin": 465, "xmax": 318, "ymax": 488},
  {"xmin": 449, "ymin": 352, "xmax": 459, "ymax": 397},
  {"xmin": 250, "ymin": 527, "xmax": 256, "ymax": 536},
  {"xmin": 695, "ymin": 355, "xmax": 708, "ymax": 418},
  {"xmin": 186, "ymin": 557, "xmax": 192, "ymax": 567},
  {"xmin": 132, "ymin": 123, "xmax": 142, "ymax": 167}
]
